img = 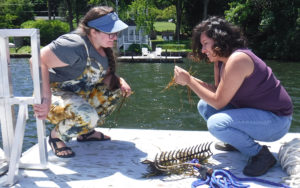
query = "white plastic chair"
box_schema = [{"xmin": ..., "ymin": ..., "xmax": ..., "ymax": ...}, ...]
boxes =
[
  {"xmin": 142, "ymin": 47, "xmax": 149, "ymax": 56},
  {"xmin": 155, "ymin": 47, "xmax": 162, "ymax": 57}
]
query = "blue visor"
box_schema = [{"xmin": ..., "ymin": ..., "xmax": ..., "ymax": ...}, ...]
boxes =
[{"xmin": 87, "ymin": 12, "xmax": 128, "ymax": 33}]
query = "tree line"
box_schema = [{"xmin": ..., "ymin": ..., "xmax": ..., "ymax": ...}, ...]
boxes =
[{"xmin": 0, "ymin": 0, "xmax": 299, "ymax": 61}]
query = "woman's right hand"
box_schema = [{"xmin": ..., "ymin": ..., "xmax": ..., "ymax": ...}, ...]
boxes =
[
  {"xmin": 174, "ymin": 65, "xmax": 191, "ymax": 86},
  {"xmin": 33, "ymin": 98, "xmax": 51, "ymax": 120}
]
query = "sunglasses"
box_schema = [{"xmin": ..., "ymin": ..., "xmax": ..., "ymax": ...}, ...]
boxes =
[
  {"xmin": 106, "ymin": 32, "xmax": 119, "ymax": 39},
  {"xmin": 93, "ymin": 28, "xmax": 119, "ymax": 39}
]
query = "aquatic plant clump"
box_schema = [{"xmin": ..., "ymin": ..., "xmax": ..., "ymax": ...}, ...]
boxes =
[{"xmin": 142, "ymin": 142, "xmax": 213, "ymax": 177}]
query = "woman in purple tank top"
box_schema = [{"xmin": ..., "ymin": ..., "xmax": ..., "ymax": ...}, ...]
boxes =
[{"xmin": 173, "ymin": 16, "xmax": 293, "ymax": 177}]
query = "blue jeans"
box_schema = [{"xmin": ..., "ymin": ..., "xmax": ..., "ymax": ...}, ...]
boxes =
[{"xmin": 197, "ymin": 100, "xmax": 292, "ymax": 156}]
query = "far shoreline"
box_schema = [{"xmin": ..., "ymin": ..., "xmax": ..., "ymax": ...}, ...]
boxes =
[{"xmin": 10, "ymin": 51, "xmax": 189, "ymax": 59}]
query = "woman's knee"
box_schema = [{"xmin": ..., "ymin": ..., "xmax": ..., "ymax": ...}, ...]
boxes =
[
  {"xmin": 75, "ymin": 103, "xmax": 99, "ymax": 128},
  {"xmin": 207, "ymin": 113, "xmax": 231, "ymax": 133},
  {"xmin": 197, "ymin": 99, "xmax": 209, "ymax": 119}
]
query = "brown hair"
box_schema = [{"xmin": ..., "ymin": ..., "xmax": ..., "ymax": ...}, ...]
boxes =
[
  {"xmin": 191, "ymin": 16, "xmax": 247, "ymax": 62},
  {"xmin": 76, "ymin": 6, "xmax": 113, "ymax": 36},
  {"xmin": 76, "ymin": 6, "xmax": 120, "ymax": 90}
]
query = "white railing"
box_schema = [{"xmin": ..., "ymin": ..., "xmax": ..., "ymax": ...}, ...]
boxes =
[{"xmin": 0, "ymin": 29, "xmax": 48, "ymax": 186}]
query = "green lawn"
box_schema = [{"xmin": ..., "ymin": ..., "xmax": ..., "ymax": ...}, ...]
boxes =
[
  {"xmin": 154, "ymin": 21, "xmax": 175, "ymax": 32},
  {"xmin": 153, "ymin": 21, "xmax": 191, "ymax": 52},
  {"xmin": 10, "ymin": 46, "xmax": 32, "ymax": 54}
]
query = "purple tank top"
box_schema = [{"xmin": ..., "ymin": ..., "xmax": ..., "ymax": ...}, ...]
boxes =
[{"xmin": 228, "ymin": 49, "xmax": 293, "ymax": 116}]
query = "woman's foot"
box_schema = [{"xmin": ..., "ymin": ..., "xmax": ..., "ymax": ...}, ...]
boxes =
[
  {"xmin": 243, "ymin": 145, "xmax": 276, "ymax": 176},
  {"xmin": 48, "ymin": 130, "xmax": 75, "ymax": 158},
  {"xmin": 77, "ymin": 130, "xmax": 111, "ymax": 142}
]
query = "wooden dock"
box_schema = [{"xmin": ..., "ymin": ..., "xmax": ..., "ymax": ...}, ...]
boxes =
[
  {"xmin": 0, "ymin": 128, "xmax": 298, "ymax": 188},
  {"xmin": 117, "ymin": 55, "xmax": 183, "ymax": 63},
  {"xmin": 0, "ymin": 128, "xmax": 300, "ymax": 188}
]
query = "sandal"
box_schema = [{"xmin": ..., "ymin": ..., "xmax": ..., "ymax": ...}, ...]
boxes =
[
  {"xmin": 48, "ymin": 134, "xmax": 75, "ymax": 158},
  {"xmin": 77, "ymin": 130, "xmax": 111, "ymax": 142}
]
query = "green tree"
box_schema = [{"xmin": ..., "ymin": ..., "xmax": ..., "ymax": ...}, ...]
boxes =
[
  {"xmin": 128, "ymin": 0, "xmax": 156, "ymax": 34},
  {"xmin": 225, "ymin": 0, "xmax": 299, "ymax": 61},
  {"xmin": 225, "ymin": 0, "xmax": 261, "ymax": 41},
  {"xmin": 183, "ymin": 0, "xmax": 230, "ymax": 36},
  {"xmin": 21, "ymin": 19, "xmax": 69, "ymax": 45},
  {"xmin": 155, "ymin": 5, "xmax": 176, "ymax": 21},
  {"xmin": 175, "ymin": 0, "xmax": 184, "ymax": 40},
  {"xmin": 88, "ymin": 0, "xmax": 134, "ymax": 22},
  {"xmin": 74, "ymin": 0, "xmax": 89, "ymax": 25},
  {"xmin": 32, "ymin": 0, "xmax": 47, "ymax": 16},
  {"xmin": 65, "ymin": 0, "xmax": 74, "ymax": 31},
  {"xmin": 152, "ymin": 0, "xmax": 186, "ymax": 40},
  {"xmin": 0, "ymin": 0, "xmax": 34, "ymax": 28}
]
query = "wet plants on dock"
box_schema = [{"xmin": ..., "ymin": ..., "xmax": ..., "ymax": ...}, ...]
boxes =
[{"xmin": 142, "ymin": 142, "xmax": 213, "ymax": 177}]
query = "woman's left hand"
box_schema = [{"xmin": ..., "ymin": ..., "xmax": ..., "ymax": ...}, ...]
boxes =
[
  {"xmin": 120, "ymin": 77, "xmax": 132, "ymax": 97},
  {"xmin": 174, "ymin": 65, "xmax": 191, "ymax": 86}
]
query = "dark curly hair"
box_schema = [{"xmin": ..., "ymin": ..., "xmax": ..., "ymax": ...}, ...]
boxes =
[{"xmin": 191, "ymin": 16, "xmax": 247, "ymax": 62}]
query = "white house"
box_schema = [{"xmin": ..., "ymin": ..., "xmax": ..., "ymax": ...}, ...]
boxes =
[{"xmin": 117, "ymin": 24, "xmax": 151, "ymax": 52}]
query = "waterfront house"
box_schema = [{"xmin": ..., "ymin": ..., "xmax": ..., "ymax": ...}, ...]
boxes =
[{"xmin": 117, "ymin": 21, "xmax": 151, "ymax": 52}]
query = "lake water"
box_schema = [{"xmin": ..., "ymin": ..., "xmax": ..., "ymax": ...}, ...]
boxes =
[{"xmin": 1, "ymin": 58, "xmax": 300, "ymax": 151}]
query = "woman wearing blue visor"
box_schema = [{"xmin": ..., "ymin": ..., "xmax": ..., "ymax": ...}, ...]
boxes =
[{"xmin": 32, "ymin": 6, "xmax": 132, "ymax": 158}]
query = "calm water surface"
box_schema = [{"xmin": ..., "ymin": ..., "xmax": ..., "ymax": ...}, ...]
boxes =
[{"xmin": 1, "ymin": 58, "xmax": 299, "ymax": 150}]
